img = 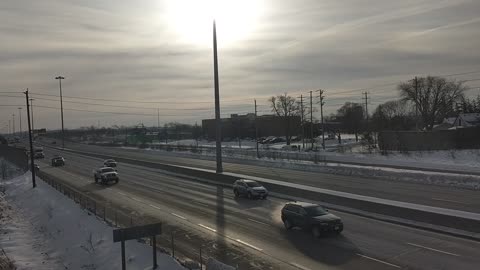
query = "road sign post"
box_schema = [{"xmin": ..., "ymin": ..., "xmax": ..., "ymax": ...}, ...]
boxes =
[{"xmin": 113, "ymin": 223, "xmax": 162, "ymax": 270}]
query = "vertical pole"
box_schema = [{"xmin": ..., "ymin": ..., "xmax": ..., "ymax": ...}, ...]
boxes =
[
  {"xmin": 200, "ymin": 246, "xmax": 203, "ymax": 269},
  {"xmin": 171, "ymin": 233, "xmax": 175, "ymax": 257},
  {"xmin": 157, "ymin": 108, "xmax": 160, "ymax": 143},
  {"xmin": 299, "ymin": 95, "xmax": 305, "ymax": 149},
  {"xmin": 364, "ymin": 92, "xmax": 369, "ymax": 132},
  {"xmin": 318, "ymin": 90, "xmax": 325, "ymax": 150},
  {"xmin": 25, "ymin": 90, "xmax": 36, "ymax": 188},
  {"xmin": 309, "ymin": 91, "xmax": 313, "ymax": 149},
  {"xmin": 18, "ymin": 108, "xmax": 22, "ymax": 137},
  {"xmin": 12, "ymin": 114, "xmax": 15, "ymax": 134},
  {"xmin": 30, "ymin": 99, "xmax": 35, "ymax": 133},
  {"xmin": 213, "ymin": 21, "xmax": 223, "ymax": 173},
  {"xmin": 415, "ymin": 76, "xmax": 419, "ymax": 130},
  {"xmin": 152, "ymin": 236, "xmax": 157, "ymax": 269},
  {"xmin": 60, "ymin": 78, "xmax": 65, "ymax": 148},
  {"xmin": 254, "ymin": 99, "xmax": 259, "ymax": 158},
  {"xmin": 121, "ymin": 238, "xmax": 126, "ymax": 270}
]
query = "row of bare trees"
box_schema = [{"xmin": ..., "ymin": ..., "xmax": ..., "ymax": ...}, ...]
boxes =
[{"xmin": 268, "ymin": 76, "xmax": 472, "ymax": 144}]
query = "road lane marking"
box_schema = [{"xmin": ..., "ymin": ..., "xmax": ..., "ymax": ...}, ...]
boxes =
[
  {"xmin": 431, "ymin": 198, "xmax": 467, "ymax": 204},
  {"xmin": 235, "ymin": 239, "xmax": 263, "ymax": 251},
  {"xmin": 247, "ymin": 218, "xmax": 271, "ymax": 226},
  {"xmin": 171, "ymin": 213, "xmax": 187, "ymax": 220},
  {"xmin": 194, "ymin": 201, "xmax": 209, "ymax": 207},
  {"xmin": 198, "ymin": 224, "xmax": 217, "ymax": 232},
  {"xmin": 289, "ymin": 262, "xmax": 312, "ymax": 270},
  {"xmin": 407, "ymin": 242, "xmax": 460, "ymax": 257},
  {"xmin": 117, "ymin": 191, "xmax": 127, "ymax": 196},
  {"xmin": 149, "ymin": 204, "xmax": 162, "ymax": 210},
  {"xmin": 356, "ymin": 254, "xmax": 401, "ymax": 268},
  {"xmin": 130, "ymin": 196, "xmax": 142, "ymax": 202}
]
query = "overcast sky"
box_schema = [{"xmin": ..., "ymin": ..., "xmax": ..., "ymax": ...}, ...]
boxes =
[{"xmin": 1, "ymin": 0, "xmax": 480, "ymax": 131}]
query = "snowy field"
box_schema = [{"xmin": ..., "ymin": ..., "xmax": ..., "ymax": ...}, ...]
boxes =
[{"xmin": 0, "ymin": 172, "xmax": 185, "ymax": 270}]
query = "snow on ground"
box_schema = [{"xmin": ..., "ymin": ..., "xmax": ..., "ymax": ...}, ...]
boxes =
[{"xmin": 0, "ymin": 173, "xmax": 185, "ymax": 270}]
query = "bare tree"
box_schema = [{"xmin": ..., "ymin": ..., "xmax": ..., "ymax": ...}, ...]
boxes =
[
  {"xmin": 372, "ymin": 99, "xmax": 415, "ymax": 131},
  {"xmin": 269, "ymin": 93, "xmax": 299, "ymax": 145},
  {"xmin": 336, "ymin": 102, "xmax": 364, "ymax": 141},
  {"xmin": 399, "ymin": 76, "xmax": 465, "ymax": 130}
]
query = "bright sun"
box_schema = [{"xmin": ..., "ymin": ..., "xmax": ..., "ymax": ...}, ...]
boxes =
[{"xmin": 163, "ymin": 0, "xmax": 264, "ymax": 46}]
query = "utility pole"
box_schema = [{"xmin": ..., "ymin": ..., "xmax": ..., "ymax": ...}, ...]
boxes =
[
  {"xmin": 8, "ymin": 120, "xmax": 11, "ymax": 135},
  {"xmin": 254, "ymin": 99, "xmax": 259, "ymax": 158},
  {"xmin": 213, "ymin": 21, "xmax": 223, "ymax": 173},
  {"xmin": 414, "ymin": 76, "xmax": 419, "ymax": 130},
  {"xmin": 12, "ymin": 114, "xmax": 15, "ymax": 135},
  {"xmin": 55, "ymin": 76, "xmax": 65, "ymax": 148},
  {"xmin": 309, "ymin": 91, "xmax": 314, "ymax": 149},
  {"xmin": 317, "ymin": 89, "xmax": 325, "ymax": 150},
  {"xmin": 363, "ymin": 92, "xmax": 369, "ymax": 133},
  {"xmin": 29, "ymin": 99, "xmax": 35, "ymax": 133},
  {"xmin": 157, "ymin": 108, "xmax": 161, "ymax": 143},
  {"xmin": 25, "ymin": 89, "xmax": 36, "ymax": 188},
  {"xmin": 298, "ymin": 95, "xmax": 305, "ymax": 149},
  {"xmin": 18, "ymin": 107, "xmax": 22, "ymax": 137}
]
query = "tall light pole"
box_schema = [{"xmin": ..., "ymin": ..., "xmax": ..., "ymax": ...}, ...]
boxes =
[
  {"xmin": 55, "ymin": 76, "xmax": 65, "ymax": 148},
  {"xmin": 213, "ymin": 21, "xmax": 223, "ymax": 173},
  {"xmin": 12, "ymin": 114, "xmax": 15, "ymax": 135},
  {"xmin": 18, "ymin": 107, "xmax": 22, "ymax": 138}
]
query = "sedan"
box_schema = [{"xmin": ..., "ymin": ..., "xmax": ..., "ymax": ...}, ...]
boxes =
[{"xmin": 233, "ymin": 179, "xmax": 268, "ymax": 199}]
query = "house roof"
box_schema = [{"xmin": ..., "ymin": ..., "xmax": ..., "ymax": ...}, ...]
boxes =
[{"xmin": 459, "ymin": 113, "xmax": 480, "ymax": 126}]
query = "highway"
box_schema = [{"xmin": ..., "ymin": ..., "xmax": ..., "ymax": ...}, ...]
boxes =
[
  {"xmin": 34, "ymin": 147, "xmax": 480, "ymax": 270},
  {"xmin": 38, "ymin": 139, "xmax": 480, "ymax": 213}
]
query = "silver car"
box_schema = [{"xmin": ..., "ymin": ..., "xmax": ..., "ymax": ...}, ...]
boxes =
[
  {"xmin": 103, "ymin": 159, "xmax": 117, "ymax": 167},
  {"xmin": 233, "ymin": 179, "xmax": 268, "ymax": 199}
]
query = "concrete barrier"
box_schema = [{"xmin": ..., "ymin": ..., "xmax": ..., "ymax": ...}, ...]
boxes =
[{"xmin": 46, "ymin": 145, "xmax": 480, "ymax": 235}]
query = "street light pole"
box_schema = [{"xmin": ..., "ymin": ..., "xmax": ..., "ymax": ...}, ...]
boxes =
[
  {"xmin": 213, "ymin": 21, "xmax": 223, "ymax": 173},
  {"xmin": 55, "ymin": 76, "xmax": 65, "ymax": 148},
  {"xmin": 18, "ymin": 107, "xmax": 22, "ymax": 137}
]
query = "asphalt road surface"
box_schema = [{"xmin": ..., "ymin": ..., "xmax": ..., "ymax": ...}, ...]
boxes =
[
  {"xmin": 37, "ymin": 140, "xmax": 480, "ymax": 213},
  {"xmin": 34, "ymin": 148, "xmax": 480, "ymax": 270}
]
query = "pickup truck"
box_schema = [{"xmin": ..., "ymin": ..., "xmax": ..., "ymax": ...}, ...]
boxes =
[{"xmin": 93, "ymin": 167, "xmax": 119, "ymax": 185}]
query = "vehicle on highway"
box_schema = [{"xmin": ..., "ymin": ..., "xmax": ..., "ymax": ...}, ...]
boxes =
[
  {"xmin": 51, "ymin": 156, "xmax": 65, "ymax": 167},
  {"xmin": 93, "ymin": 167, "xmax": 119, "ymax": 185},
  {"xmin": 233, "ymin": 179, "xmax": 268, "ymax": 199},
  {"xmin": 33, "ymin": 152, "xmax": 45, "ymax": 159},
  {"xmin": 281, "ymin": 202, "xmax": 343, "ymax": 237},
  {"xmin": 103, "ymin": 159, "xmax": 117, "ymax": 167}
]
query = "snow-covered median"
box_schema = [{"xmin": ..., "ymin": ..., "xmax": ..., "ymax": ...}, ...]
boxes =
[{"xmin": 0, "ymin": 173, "xmax": 185, "ymax": 270}]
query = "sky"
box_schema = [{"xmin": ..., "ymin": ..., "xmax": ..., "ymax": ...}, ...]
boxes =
[{"xmin": 1, "ymin": 0, "xmax": 480, "ymax": 131}]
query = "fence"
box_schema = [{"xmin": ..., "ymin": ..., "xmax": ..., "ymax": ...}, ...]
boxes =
[{"xmin": 37, "ymin": 172, "xmax": 238, "ymax": 270}]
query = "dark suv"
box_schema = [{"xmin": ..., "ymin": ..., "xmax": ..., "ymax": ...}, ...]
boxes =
[
  {"xmin": 281, "ymin": 202, "xmax": 343, "ymax": 237},
  {"xmin": 51, "ymin": 156, "xmax": 65, "ymax": 167}
]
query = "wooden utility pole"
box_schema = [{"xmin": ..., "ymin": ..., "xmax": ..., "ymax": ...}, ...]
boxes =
[
  {"xmin": 24, "ymin": 89, "xmax": 36, "ymax": 188},
  {"xmin": 298, "ymin": 95, "xmax": 305, "ymax": 149},
  {"xmin": 254, "ymin": 99, "xmax": 259, "ymax": 158},
  {"xmin": 414, "ymin": 76, "xmax": 419, "ymax": 130},
  {"xmin": 309, "ymin": 91, "xmax": 314, "ymax": 149},
  {"xmin": 317, "ymin": 89, "xmax": 325, "ymax": 149}
]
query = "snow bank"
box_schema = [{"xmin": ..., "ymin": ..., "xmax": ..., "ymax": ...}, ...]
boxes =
[{"xmin": 0, "ymin": 173, "xmax": 185, "ymax": 270}]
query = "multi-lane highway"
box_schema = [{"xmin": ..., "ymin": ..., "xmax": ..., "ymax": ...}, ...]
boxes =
[
  {"xmin": 34, "ymin": 147, "xmax": 480, "ymax": 270},
  {"xmin": 38, "ymin": 140, "xmax": 480, "ymax": 213}
]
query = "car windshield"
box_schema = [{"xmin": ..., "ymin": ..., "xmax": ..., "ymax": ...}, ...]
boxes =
[
  {"xmin": 305, "ymin": 206, "xmax": 328, "ymax": 216},
  {"xmin": 245, "ymin": 181, "xmax": 261, "ymax": 188},
  {"xmin": 101, "ymin": 168, "xmax": 115, "ymax": 173}
]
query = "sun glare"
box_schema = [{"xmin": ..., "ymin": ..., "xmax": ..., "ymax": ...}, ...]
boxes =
[{"xmin": 163, "ymin": 0, "xmax": 264, "ymax": 46}]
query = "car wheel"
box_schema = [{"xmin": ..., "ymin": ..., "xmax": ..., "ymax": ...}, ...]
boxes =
[
  {"xmin": 115, "ymin": 179, "xmax": 119, "ymax": 184},
  {"xmin": 312, "ymin": 226, "xmax": 321, "ymax": 238},
  {"xmin": 335, "ymin": 227, "xmax": 343, "ymax": 234},
  {"xmin": 247, "ymin": 192, "xmax": 253, "ymax": 199},
  {"xmin": 283, "ymin": 219, "xmax": 293, "ymax": 230},
  {"xmin": 262, "ymin": 195, "xmax": 268, "ymax": 200},
  {"xmin": 94, "ymin": 175, "xmax": 98, "ymax": 183},
  {"xmin": 234, "ymin": 189, "xmax": 239, "ymax": 198}
]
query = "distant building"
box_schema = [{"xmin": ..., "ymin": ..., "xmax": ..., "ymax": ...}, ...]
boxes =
[
  {"xmin": 202, "ymin": 114, "xmax": 301, "ymax": 140},
  {"xmin": 453, "ymin": 113, "xmax": 480, "ymax": 128}
]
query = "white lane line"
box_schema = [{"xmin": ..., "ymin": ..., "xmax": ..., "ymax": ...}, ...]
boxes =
[
  {"xmin": 130, "ymin": 197, "xmax": 142, "ymax": 202},
  {"xmin": 289, "ymin": 262, "xmax": 312, "ymax": 270},
  {"xmin": 194, "ymin": 201, "xmax": 209, "ymax": 207},
  {"xmin": 149, "ymin": 204, "xmax": 162, "ymax": 210},
  {"xmin": 356, "ymin": 254, "xmax": 401, "ymax": 268},
  {"xmin": 431, "ymin": 198, "xmax": 467, "ymax": 204},
  {"xmin": 171, "ymin": 213, "xmax": 187, "ymax": 220},
  {"xmin": 235, "ymin": 239, "xmax": 263, "ymax": 251},
  {"xmin": 198, "ymin": 224, "xmax": 217, "ymax": 233},
  {"xmin": 117, "ymin": 191, "xmax": 127, "ymax": 196},
  {"xmin": 247, "ymin": 218, "xmax": 271, "ymax": 226},
  {"xmin": 407, "ymin": 242, "xmax": 460, "ymax": 257}
]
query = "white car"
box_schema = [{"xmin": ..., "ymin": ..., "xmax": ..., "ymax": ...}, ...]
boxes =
[
  {"xmin": 93, "ymin": 167, "xmax": 119, "ymax": 185},
  {"xmin": 103, "ymin": 159, "xmax": 117, "ymax": 167}
]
